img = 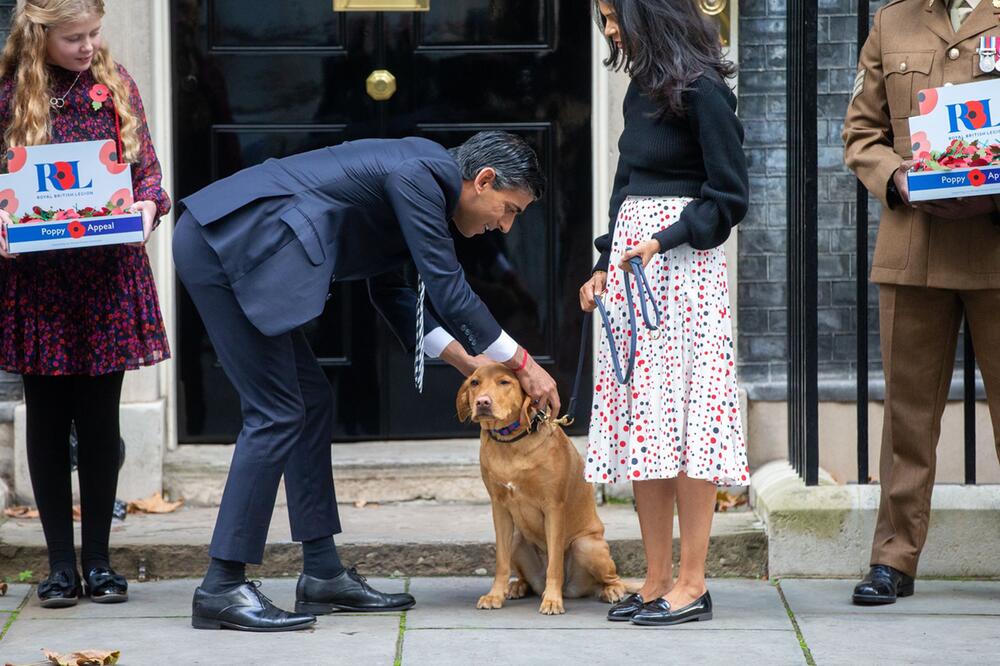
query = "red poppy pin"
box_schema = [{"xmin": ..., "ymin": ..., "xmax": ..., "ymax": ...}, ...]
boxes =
[
  {"xmin": 968, "ymin": 169, "xmax": 987, "ymax": 187},
  {"xmin": 88, "ymin": 84, "xmax": 110, "ymax": 111}
]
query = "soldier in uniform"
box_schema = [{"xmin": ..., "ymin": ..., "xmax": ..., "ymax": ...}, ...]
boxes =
[{"xmin": 844, "ymin": 0, "xmax": 1000, "ymax": 605}]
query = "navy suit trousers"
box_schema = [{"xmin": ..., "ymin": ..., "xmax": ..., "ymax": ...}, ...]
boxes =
[{"xmin": 173, "ymin": 212, "xmax": 341, "ymax": 564}]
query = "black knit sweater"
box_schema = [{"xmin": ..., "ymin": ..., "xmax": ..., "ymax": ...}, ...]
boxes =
[{"xmin": 593, "ymin": 76, "xmax": 749, "ymax": 273}]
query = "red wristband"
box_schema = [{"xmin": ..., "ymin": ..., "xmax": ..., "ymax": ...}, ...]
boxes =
[{"xmin": 514, "ymin": 349, "xmax": 529, "ymax": 372}]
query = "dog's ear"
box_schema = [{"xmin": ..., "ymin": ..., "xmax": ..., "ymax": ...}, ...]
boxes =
[
  {"xmin": 519, "ymin": 395, "xmax": 537, "ymax": 427},
  {"xmin": 456, "ymin": 376, "xmax": 473, "ymax": 423}
]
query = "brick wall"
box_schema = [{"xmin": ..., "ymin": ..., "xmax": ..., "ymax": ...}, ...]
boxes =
[{"xmin": 737, "ymin": 0, "xmax": 889, "ymax": 400}]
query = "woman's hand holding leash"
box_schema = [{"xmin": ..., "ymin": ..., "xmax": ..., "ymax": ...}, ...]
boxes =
[
  {"xmin": 0, "ymin": 210, "xmax": 17, "ymax": 259},
  {"xmin": 579, "ymin": 270, "xmax": 607, "ymax": 312},
  {"xmin": 618, "ymin": 238, "xmax": 661, "ymax": 271}
]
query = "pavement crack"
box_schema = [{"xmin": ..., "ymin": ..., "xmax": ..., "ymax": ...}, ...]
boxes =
[
  {"xmin": 393, "ymin": 577, "xmax": 410, "ymax": 666},
  {"xmin": 774, "ymin": 579, "xmax": 816, "ymax": 666}
]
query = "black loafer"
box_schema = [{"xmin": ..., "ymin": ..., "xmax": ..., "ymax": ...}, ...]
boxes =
[
  {"xmin": 84, "ymin": 567, "xmax": 128, "ymax": 604},
  {"xmin": 852, "ymin": 565, "xmax": 914, "ymax": 605},
  {"xmin": 295, "ymin": 568, "xmax": 415, "ymax": 614},
  {"xmin": 37, "ymin": 569, "xmax": 82, "ymax": 609},
  {"xmin": 192, "ymin": 580, "xmax": 316, "ymax": 632},
  {"xmin": 631, "ymin": 591, "xmax": 713, "ymax": 626},
  {"xmin": 607, "ymin": 593, "xmax": 644, "ymax": 622}
]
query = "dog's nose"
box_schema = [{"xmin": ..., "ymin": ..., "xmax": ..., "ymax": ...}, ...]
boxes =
[{"xmin": 475, "ymin": 395, "xmax": 493, "ymax": 410}]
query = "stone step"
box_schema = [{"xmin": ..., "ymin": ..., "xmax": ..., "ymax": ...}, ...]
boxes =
[
  {"xmin": 164, "ymin": 441, "xmax": 490, "ymax": 506},
  {"xmin": 0, "ymin": 503, "xmax": 766, "ymax": 580}
]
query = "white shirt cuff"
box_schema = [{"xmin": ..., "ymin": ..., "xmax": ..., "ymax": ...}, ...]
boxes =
[
  {"xmin": 422, "ymin": 327, "xmax": 455, "ymax": 359},
  {"xmin": 483, "ymin": 330, "xmax": 518, "ymax": 363}
]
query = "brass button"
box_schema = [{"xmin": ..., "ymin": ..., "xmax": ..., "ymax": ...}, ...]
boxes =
[
  {"xmin": 899, "ymin": 61, "xmax": 908, "ymax": 72},
  {"xmin": 948, "ymin": 48, "xmax": 960, "ymax": 61}
]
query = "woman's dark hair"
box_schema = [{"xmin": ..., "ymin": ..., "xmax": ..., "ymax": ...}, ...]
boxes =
[
  {"xmin": 448, "ymin": 131, "xmax": 546, "ymax": 199},
  {"xmin": 594, "ymin": 0, "xmax": 736, "ymax": 117}
]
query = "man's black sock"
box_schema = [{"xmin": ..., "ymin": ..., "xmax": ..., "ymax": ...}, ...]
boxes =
[{"xmin": 302, "ymin": 536, "xmax": 345, "ymax": 580}]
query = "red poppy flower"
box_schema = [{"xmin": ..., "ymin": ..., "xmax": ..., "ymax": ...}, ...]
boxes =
[
  {"xmin": 968, "ymin": 169, "xmax": 986, "ymax": 187},
  {"xmin": 108, "ymin": 188, "xmax": 133, "ymax": 210},
  {"xmin": 89, "ymin": 84, "xmax": 110, "ymax": 103},
  {"xmin": 67, "ymin": 220, "xmax": 86, "ymax": 238},
  {"xmin": 99, "ymin": 140, "xmax": 128, "ymax": 175},
  {"xmin": 910, "ymin": 131, "xmax": 931, "ymax": 161},
  {"xmin": 917, "ymin": 87, "xmax": 938, "ymax": 115},
  {"xmin": 964, "ymin": 101, "xmax": 988, "ymax": 130},
  {"xmin": 0, "ymin": 189, "xmax": 19, "ymax": 215},
  {"xmin": 52, "ymin": 161, "xmax": 76, "ymax": 189},
  {"xmin": 5, "ymin": 146, "xmax": 26, "ymax": 173}
]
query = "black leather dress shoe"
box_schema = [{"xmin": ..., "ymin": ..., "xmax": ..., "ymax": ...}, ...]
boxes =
[
  {"xmin": 37, "ymin": 569, "xmax": 82, "ymax": 609},
  {"xmin": 607, "ymin": 593, "xmax": 644, "ymax": 622},
  {"xmin": 295, "ymin": 568, "xmax": 416, "ymax": 614},
  {"xmin": 852, "ymin": 565, "xmax": 914, "ymax": 605},
  {"xmin": 84, "ymin": 567, "xmax": 128, "ymax": 604},
  {"xmin": 630, "ymin": 591, "xmax": 713, "ymax": 626},
  {"xmin": 192, "ymin": 580, "xmax": 316, "ymax": 631}
]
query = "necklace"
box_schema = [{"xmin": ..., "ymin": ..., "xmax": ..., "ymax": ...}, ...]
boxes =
[{"xmin": 49, "ymin": 71, "xmax": 82, "ymax": 110}]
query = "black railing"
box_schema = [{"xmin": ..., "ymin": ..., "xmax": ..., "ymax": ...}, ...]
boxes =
[
  {"xmin": 786, "ymin": 0, "xmax": 819, "ymax": 486},
  {"xmin": 787, "ymin": 0, "xmax": 981, "ymax": 487}
]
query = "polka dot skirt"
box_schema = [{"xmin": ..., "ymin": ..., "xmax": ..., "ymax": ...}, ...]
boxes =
[{"xmin": 585, "ymin": 197, "xmax": 749, "ymax": 487}]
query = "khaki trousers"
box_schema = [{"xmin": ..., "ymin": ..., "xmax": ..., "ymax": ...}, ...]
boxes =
[{"xmin": 871, "ymin": 285, "xmax": 1000, "ymax": 576}]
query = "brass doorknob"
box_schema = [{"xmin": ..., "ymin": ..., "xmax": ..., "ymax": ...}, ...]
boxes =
[{"xmin": 366, "ymin": 70, "xmax": 397, "ymax": 101}]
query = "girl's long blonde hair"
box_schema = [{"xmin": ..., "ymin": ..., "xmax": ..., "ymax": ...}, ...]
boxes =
[{"xmin": 0, "ymin": 0, "xmax": 139, "ymax": 162}]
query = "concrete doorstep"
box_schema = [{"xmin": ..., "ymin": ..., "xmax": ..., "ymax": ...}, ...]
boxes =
[{"xmin": 0, "ymin": 503, "xmax": 766, "ymax": 582}]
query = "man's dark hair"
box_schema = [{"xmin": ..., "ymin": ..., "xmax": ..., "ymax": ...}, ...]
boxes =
[{"xmin": 448, "ymin": 131, "xmax": 546, "ymax": 199}]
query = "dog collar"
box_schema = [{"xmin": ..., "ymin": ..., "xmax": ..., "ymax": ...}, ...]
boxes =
[{"xmin": 488, "ymin": 419, "xmax": 530, "ymax": 444}]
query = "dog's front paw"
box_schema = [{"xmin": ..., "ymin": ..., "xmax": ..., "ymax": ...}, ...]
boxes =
[
  {"xmin": 507, "ymin": 579, "xmax": 529, "ymax": 599},
  {"xmin": 539, "ymin": 593, "xmax": 565, "ymax": 615},
  {"xmin": 600, "ymin": 581, "xmax": 628, "ymax": 604},
  {"xmin": 477, "ymin": 592, "xmax": 505, "ymax": 610}
]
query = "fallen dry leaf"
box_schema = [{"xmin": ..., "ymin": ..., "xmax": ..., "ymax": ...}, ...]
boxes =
[
  {"xmin": 4, "ymin": 506, "xmax": 39, "ymax": 519},
  {"xmin": 127, "ymin": 492, "xmax": 183, "ymax": 515},
  {"xmin": 715, "ymin": 490, "xmax": 748, "ymax": 513},
  {"xmin": 42, "ymin": 649, "xmax": 120, "ymax": 666}
]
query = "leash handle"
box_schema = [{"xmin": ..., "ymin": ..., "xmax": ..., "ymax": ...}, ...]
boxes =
[{"xmin": 595, "ymin": 252, "xmax": 662, "ymax": 386}]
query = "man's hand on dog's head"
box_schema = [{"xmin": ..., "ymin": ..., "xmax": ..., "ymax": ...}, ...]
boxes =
[{"xmin": 503, "ymin": 348, "xmax": 560, "ymax": 417}]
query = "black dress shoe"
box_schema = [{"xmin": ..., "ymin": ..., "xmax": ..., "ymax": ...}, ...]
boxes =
[
  {"xmin": 607, "ymin": 593, "xmax": 644, "ymax": 622},
  {"xmin": 37, "ymin": 569, "xmax": 82, "ymax": 609},
  {"xmin": 295, "ymin": 568, "xmax": 416, "ymax": 614},
  {"xmin": 630, "ymin": 591, "xmax": 713, "ymax": 626},
  {"xmin": 84, "ymin": 567, "xmax": 128, "ymax": 604},
  {"xmin": 192, "ymin": 580, "xmax": 316, "ymax": 631},
  {"xmin": 852, "ymin": 565, "xmax": 914, "ymax": 605}
]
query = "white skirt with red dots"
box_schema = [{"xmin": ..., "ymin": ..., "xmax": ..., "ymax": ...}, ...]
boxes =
[{"xmin": 584, "ymin": 196, "xmax": 749, "ymax": 487}]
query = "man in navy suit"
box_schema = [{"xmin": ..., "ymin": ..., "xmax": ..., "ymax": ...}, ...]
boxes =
[{"xmin": 173, "ymin": 132, "xmax": 558, "ymax": 632}]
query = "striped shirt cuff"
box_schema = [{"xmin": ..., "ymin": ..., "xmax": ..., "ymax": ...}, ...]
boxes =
[
  {"xmin": 483, "ymin": 330, "xmax": 518, "ymax": 363},
  {"xmin": 422, "ymin": 327, "xmax": 455, "ymax": 359}
]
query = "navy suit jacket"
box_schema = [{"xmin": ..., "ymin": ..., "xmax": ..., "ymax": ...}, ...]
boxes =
[{"xmin": 180, "ymin": 137, "xmax": 500, "ymax": 354}]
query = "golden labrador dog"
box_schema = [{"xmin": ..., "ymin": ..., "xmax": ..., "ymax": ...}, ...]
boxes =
[{"xmin": 456, "ymin": 363, "xmax": 630, "ymax": 615}]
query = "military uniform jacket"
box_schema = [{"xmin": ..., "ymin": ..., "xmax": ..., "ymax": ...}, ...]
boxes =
[{"xmin": 844, "ymin": 0, "xmax": 1000, "ymax": 288}]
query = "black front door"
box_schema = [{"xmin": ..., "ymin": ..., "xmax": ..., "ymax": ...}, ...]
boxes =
[{"xmin": 172, "ymin": 1, "xmax": 592, "ymax": 441}]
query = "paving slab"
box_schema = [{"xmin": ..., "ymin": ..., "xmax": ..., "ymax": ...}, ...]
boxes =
[
  {"xmin": 16, "ymin": 578, "xmax": 404, "ymax": 621},
  {"xmin": 0, "ymin": 584, "xmax": 29, "ymax": 611},
  {"xmin": 0, "ymin": 615, "xmax": 401, "ymax": 666},
  {"xmin": 790, "ymin": 615, "xmax": 1000, "ymax": 666},
  {"xmin": 406, "ymin": 577, "xmax": 792, "ymax": 631},
  {"xmin": 401, "ymin": 627, "xmax": 806, "ymax": 665},
  {"xmin": 779, "ymin": 579, "xmax": 1000, "ymax": 617}
]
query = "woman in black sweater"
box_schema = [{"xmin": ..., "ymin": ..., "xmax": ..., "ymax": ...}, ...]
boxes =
[{"xmin": 579, "ymin": 0, "xmax": 750, "ymax": 627}]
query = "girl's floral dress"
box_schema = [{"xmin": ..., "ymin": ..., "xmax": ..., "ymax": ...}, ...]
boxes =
[{"xmin": 0, "ymin": 64, "xmax": 170, "ymax": 375}]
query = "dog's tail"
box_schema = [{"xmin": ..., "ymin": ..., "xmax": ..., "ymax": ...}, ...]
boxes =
[{"xmin": 621, "ymin": 578, "xmax": 642, "ymax": 594}]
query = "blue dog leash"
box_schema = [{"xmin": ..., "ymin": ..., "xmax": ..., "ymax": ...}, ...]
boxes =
[
  {"xmin": 558, "ymin": 254, "xmax": 662, "ymax": 427},
  {"xmin": 593, "ymin": 255, "xmax": 661, "ymax": 386}
]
